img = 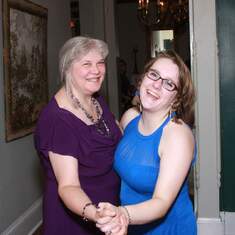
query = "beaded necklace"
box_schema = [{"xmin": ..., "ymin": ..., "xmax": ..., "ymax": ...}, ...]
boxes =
[{"xmin": 70, "ymin": 93, "xmax": 111, "ymax": 137}]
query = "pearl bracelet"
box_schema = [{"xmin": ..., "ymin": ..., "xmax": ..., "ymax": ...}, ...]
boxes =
[{"xmin": 120, "ymin": 206, "xmax": 131, "ymax": 225}]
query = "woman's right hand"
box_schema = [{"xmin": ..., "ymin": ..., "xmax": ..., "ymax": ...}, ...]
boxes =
[{"xmin": 96, "ymin": 202, "xmax": 128, "ymax": 235}]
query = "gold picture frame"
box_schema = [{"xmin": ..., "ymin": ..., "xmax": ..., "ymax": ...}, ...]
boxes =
[{"xmin": 2, "ymin": 0, "xmax": 48, "ymax": 141}]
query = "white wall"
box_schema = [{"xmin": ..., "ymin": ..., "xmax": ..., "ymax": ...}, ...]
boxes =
[
  {"xmin": 191, "ymin": 0, "xmax": 223, "ymax": 234},
  {"xmin": 0, "ymin": 0, "xmax": 71, "ymax": 234}
]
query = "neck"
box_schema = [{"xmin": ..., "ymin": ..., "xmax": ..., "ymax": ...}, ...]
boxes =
[
  {"xmin": 65, "ymin": 86, "xmax": 93, "ymax": 108},
  {"xmin": 140, "ymin": 109, "xmax": 169, "ymax": 134}
]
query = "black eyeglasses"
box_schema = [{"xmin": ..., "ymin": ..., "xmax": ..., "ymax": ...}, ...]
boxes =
[{"xmin": 146, "ymin": 69, "xmax": 178, "ymax": 91}]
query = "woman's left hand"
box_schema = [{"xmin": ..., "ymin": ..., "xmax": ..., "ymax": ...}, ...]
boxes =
[{"xmin": 96, "ymin": 202, "xmax": 128, "ymax": 235}]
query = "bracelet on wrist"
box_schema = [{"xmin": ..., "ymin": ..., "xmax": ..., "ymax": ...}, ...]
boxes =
[
  {"xmin": 82, "ymin": 202, "xmax": 96, "ymax": 222},
  {"xmin": 120, "ymin": 206, "xmax": 131, "ymax": 225}
]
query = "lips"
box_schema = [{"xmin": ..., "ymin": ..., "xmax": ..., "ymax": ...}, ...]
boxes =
[
  {"xmin": 86, "ymin": 77, "xmax": 101, "ymax": 82},
  {"xmin": 146, "ymin": 89, "xmax": 160, "ymax": 99}
]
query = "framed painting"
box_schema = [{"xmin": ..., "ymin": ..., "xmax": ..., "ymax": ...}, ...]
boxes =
[{"xmin": 2, "ymin": 0, "xmax": 48, "ymax": 141}]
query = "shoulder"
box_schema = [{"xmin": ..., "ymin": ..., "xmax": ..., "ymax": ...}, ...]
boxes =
[
  {"xmin": 96, "ymin": 94, "xmax": 108, "ymax": 107},
  {"xmin": 95, "ymin": 95, "xmax": 118, "ymax": 123},
  {"xmin": 160, "ymin": 120, "xmax": 195, "ymax": 158},
  {"xmin": 120, "ymin": 107, "xmax": 140, "ymax": 130},
  {"xmin": 37, "ymin": 96, "xmax": 70, "ymax": 131},
  {"xmin": 35, "ymin": 100, "xmax": 79, "ymax": 151},
  {"xmin": 38, "ymin": 97, "xmax": 57, "ymax": 122},
  {"xmin": 166, "ymin": 120, "xmax": 194, "ymax": 144},
  {"xmin": 96, "ymin": 94, "xmax": 112, "ymax": 115}
]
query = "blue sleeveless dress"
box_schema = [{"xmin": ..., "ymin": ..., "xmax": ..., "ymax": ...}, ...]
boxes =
[{"xmin": 114, "ymin": 115, "xmax": 197, "ymax": 235}]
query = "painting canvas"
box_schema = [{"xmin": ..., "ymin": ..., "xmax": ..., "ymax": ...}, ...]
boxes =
[{"xmin": 2, "ymin": 0, "xmax": 48, "ymax": 141}]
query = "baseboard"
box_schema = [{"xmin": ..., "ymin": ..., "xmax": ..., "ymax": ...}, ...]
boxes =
[
  {"xmin": 28, "ymin": 220, "xmax": 42, "ymax": 235},
  {"xmin": 2, "ymin": 197, "xmax": 42, "ymax": 235},
  {"xmin": 197, "ymin": 217, "xmax": 224, "ymax": 235},
  {"xmin": 220, "ymin": 212, "xmax": 235, "ymax": 235}
]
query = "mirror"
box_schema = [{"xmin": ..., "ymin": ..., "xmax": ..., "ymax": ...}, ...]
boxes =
[{"xmin": 151, "ymin": 30, "xmax": 174, "ymax": 57}]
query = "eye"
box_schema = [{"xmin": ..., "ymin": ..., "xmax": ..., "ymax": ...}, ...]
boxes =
[
  {"xmin": 148, "ymin": 71, "xmax": 158, "ymax": 79},
  {"xmin": 165, "ymin": 79, "xmax": 175, "ymax": 89},
  {"xmin": 97, "ymin": 61, "xmax": 105, "ymax": 66},
  {"xmin": 83, "ymin": 62, "xmax": 91, "ymax": 67}
]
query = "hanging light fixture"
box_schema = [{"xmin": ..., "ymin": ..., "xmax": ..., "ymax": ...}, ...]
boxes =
[{"xmin": 137, "ymin": 0, "xmax": 189, "ymax": 28}]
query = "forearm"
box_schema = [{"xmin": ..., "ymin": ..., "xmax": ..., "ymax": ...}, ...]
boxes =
[
  {"xmin": 96, "ymin": 199, "xmax": 169, "ymax": 234},
  {"xmin": 123, "ymin": 198, "xmax": 169, "ymax": 225},
  {"xmin": 59, "ymin": 185, "xmax": 97, "ymax": 222}
]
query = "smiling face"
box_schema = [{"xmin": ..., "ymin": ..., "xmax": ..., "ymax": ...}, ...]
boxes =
[
  {"xmin": 140, "ymin": 57, "xmax": 179, "ymax": 113},
  {"xmin": 69, "ymin": 50, "xmax": 106, "ymax": 96}
]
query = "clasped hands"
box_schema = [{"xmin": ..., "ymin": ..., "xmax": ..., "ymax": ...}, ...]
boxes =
[{"xmin": 95, "ymin": 202, "xmax": 129, "ymax": 235}]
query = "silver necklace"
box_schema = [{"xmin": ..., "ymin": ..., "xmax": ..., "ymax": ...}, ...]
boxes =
[{"xmin": 70, "ymin": 93, "xmax": 111, "ymax": 137}]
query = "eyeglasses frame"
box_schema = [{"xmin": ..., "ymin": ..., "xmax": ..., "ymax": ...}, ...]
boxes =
[{"xmin": 146, "ymin": 69, "xmax": 178, "ymax": 92}]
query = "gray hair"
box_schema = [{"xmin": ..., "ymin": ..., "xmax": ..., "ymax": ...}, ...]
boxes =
[{"xmin": 59, "ymin": 36, "xmax": 109, "ymax": 87}]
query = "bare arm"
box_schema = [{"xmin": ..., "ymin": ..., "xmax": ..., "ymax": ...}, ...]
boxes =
[
  {"xmin": 49, "ymin": 152, "xmax": 108, "ymax": 222},
  {"xmin": 120, "ymin": 107, "xmax": 140, "ymax": 130}
]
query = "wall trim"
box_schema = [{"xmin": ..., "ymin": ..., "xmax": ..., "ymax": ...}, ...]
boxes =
[
  {"xmin": 2, "ymin": 197, "xmax": 42, "ymax": 235},
  {"xmin": 28, "ymin": 220, "xmax": 42, "ymax": 235},
  {"xmin": 197, "ymin": 217, "xmax": 224, "ymax": 235},
  {"xmin": 220, "ymin": 212, "xmax": 235, "ymax": 235}
]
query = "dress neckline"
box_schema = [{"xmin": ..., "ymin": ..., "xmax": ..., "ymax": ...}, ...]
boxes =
[
  {"xmin": 52, "ymin": 96, "xmax": 104, "ymax": 127},
  {"xmin": 135, "ymin": 114, "xmax": 172, "ymax": 139}
]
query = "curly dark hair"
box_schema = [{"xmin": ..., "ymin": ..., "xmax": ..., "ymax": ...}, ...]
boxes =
[{"xmin": 142, "ymin": 50, "xmax": 196, "ymax": 128}]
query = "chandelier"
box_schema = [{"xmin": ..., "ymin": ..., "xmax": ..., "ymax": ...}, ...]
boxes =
[{"xmin": 137, "ymin": 0, "xmax": 189, "ymax": 28}]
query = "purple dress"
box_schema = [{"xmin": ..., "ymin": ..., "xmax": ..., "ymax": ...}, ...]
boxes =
[{"xmin": 34, "ymin": 95, "xmax": 122, "ymax": 235}]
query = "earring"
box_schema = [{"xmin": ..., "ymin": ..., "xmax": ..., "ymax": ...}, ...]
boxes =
[
  {"xmin": 139, "ymin": 102, "xmax": 143, "ymax": 113},
  {"xmin": 169, "ymin": 103, "xmax": 174, "ymax": 121}
]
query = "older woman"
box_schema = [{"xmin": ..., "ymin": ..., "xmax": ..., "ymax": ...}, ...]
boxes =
[
  {"xmin": 34, "ymin": 36, "xmax": 122, "ymax": 235},
  {"xmin": 97, "ymin": 50, "xmax": 197, "ymax": 235}
]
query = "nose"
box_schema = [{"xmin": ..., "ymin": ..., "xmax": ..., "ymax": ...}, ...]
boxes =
[
  {"xmin": 152, "ymin": 78, "xmax": 163, "ymax": 89},
  {"xmin": 90, "ymin": 64, "xmax": 100, "ymax": 74}
]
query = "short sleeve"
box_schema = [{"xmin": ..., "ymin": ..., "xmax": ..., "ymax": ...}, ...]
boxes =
[{"xmin": 34, "ymin": 113, "xmax": 79, "ymax": 159}]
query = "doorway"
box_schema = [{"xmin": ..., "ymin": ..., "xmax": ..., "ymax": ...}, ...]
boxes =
[{"xmin": 116, "ymin": 0, "xmax": 195, "ymax": 205}]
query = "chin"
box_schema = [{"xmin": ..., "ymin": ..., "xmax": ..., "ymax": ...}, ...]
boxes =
[
  {"xmin": 141, "ymin": 100, "xmax": 155, "ymax": 108},
  {"xmin": 88, "ymin": 86, "xmax": 102, "ymax": 94}
]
